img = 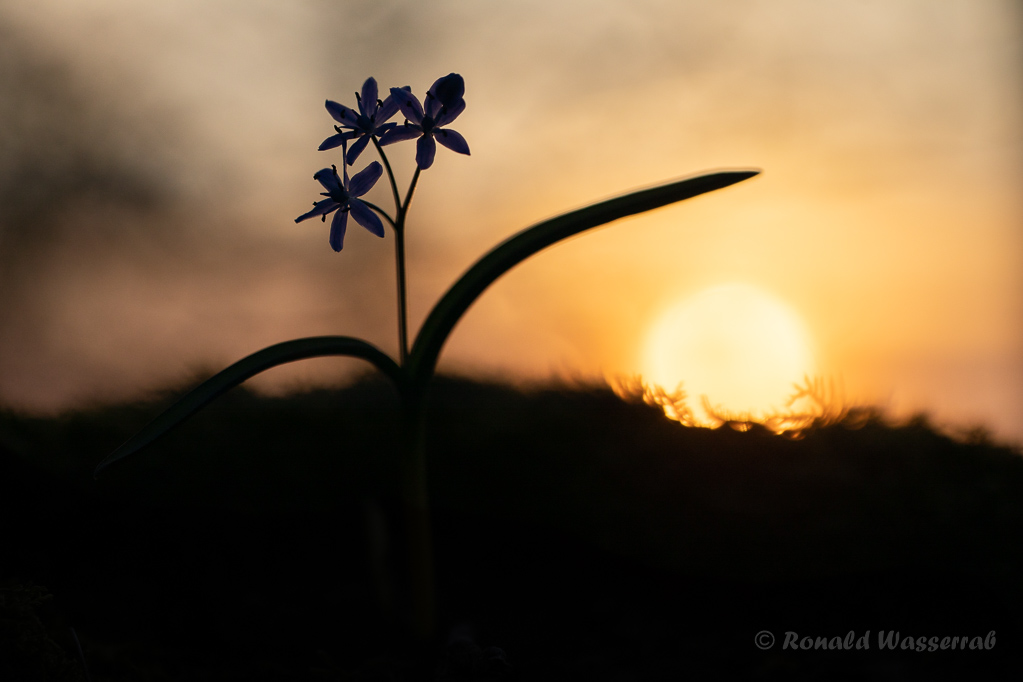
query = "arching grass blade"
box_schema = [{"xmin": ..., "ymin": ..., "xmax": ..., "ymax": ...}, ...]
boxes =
[
  {"xmin": 407, "ymin": 169, "xmax": 760, "ymax": 387},
  {"xmin": 94, "ymin": 336, "xmax": 402, "ymax": 476}
]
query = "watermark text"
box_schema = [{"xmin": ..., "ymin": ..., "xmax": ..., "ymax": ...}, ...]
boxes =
[{"xmin": 754, "ymin": 630, "xmax": 996, "ymax": 652}]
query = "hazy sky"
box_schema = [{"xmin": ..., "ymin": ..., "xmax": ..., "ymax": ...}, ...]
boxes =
[{"xmin": 1, "ymin": 0, "xmax": 1020, "ymax": 442}]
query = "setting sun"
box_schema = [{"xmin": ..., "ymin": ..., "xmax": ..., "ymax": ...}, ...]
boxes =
[{"xmin": 641, "ymin": 284, "xmax": 816, "ymax": 420}]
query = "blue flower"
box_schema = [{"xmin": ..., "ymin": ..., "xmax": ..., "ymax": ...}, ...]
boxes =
[
  {"xmin": 379, "ymin": 73, "xmax": 470, "ymax": 170},
  {"xmin": 319, "ymin": 77, "xmax": 401, "ymax": 165},
  {"xmin": 295, "ymin": 161, "xmax": 384, "ymax": 252}
]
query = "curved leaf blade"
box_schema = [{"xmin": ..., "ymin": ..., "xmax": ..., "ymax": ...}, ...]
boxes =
[
  {"xmin": 94, "ymin": 336, "xmax": 402, "ymax": 476},
  {"xmin": 407, "ymin": 169, "xmax": 760, "ymax": 387}
]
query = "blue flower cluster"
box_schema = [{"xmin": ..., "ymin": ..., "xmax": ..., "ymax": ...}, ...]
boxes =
[{"xmin": 296, "ymin": 73, "xmax": 470, "ymax": 251}]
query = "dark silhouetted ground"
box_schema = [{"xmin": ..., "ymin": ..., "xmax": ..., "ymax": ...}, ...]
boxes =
[{"xmin": 2, "ymin": 376, "xmax": 1021, "ymax": 680}]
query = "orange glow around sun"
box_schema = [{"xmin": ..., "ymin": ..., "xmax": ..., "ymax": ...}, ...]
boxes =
[{"xmin": 640, "ymin": 283, "xmax": 817, "ymax": 421}]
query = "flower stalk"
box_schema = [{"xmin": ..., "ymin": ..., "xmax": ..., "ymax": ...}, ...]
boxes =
[
  {"xmin": 391, "ymin": 163, "xmax": 421, "ymax": 366},
  {"xmin": 394, "ymin": 223, "xmax": 410, "ymax": 366},
  {"xmin": 370, "ymin": 136, "xmax": 434, "ymax": 635}
]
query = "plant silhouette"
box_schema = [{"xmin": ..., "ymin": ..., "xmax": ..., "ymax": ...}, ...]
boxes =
[{"xmin": 93, "ymin": 73, "xmax": 759, "ymax": 637}]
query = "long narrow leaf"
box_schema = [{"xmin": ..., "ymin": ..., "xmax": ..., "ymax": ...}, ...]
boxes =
[
  {"xmin": 407, "ymin": 170, "xmax": 759, "ymax": 387},
  {"xmin": 94, "ymin": 336, "xmax": 402, "ymax": 476}
]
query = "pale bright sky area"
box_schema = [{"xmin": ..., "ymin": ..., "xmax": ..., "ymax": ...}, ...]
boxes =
[{"xmin": 0, "ymin": 0, "xmax": 1020, "ymax": 443}]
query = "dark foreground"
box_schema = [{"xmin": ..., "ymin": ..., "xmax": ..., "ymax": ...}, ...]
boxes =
[{"xmin": 2, "ymin": 376, "xmax": 1021, "ymax": 680}]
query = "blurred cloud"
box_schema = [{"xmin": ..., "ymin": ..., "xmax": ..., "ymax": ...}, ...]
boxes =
[
  {"xmin": 0, "ymin": 0, "xmax": 1020, "ymax": 442},
  {"xmin": 0, "ymin": 20, "xmax": 173, "ymax": 247}
]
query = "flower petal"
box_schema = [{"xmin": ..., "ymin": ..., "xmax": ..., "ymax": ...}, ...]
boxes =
[
  {"xmin": 424, "ymin": 92, "xmax": 443, "ymax": 120},
  {"xmin": 360, "ymin": 78, "xmax": 378, "ymax": 118},
  {"xmin": 378, "ymin": 124, "xmax": 422, "ymax": 146},
  {"xmin": 349, "ymin": 199, "xmax": 385, "ymax": 238},
  {"xmin": 416, "ymin": 135, "xmax": 437, "ymax": 170},
  {"xmin": 349, "ymin": 161, "xmax": 382, "ymax": 197},
  {"xmin": 313, "ymin": 167, "xmax": 342, "ymax": 194},
  {"xmin": 346, "ymin": 134, "xmax": 371, "ymax": 165},
  {"xmin": 373, "ymin": 121, "xmax": 398, "ymax": 137},
  {"xmin": 435, "ymin": 128, "xmax": 470, "ymax": 156},
  {"xmin": 318, "ymin": 131, "xmax": 356, "ymax": 151},
  {"xmin": 325, "ymin": 100, "xmax": 358, "ymax": 126},
  {"xmin": 295, "ymin": 198, "xmax": 339, "ymax": 223},
  {"xmin": 428, "ymin": 73, "xmax": 464, "ymax": 108},
  {"xmin": 389, "ymin": 87, "xmax": 424, "ymax": 125},
  {"xmin": 434, "ymin": 98, "xmax": 465, "ymax": 127},
  {"xmin": 329, "ymin": 208, "xmax": 348, "ymax": 251},
  {"xmin": 376, "ymin": 94, "xmax": 400, "ymax": 123}
]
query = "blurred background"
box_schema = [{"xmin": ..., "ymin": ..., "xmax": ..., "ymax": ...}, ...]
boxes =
[{"xmin": 0, "ymin": 0, "xmax": 1020, "ymax": 442}]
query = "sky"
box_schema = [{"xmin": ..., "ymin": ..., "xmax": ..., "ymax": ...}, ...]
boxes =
[{"xmin": 0, "ymin": 0, "xmax": 1020, "ymax": 443}]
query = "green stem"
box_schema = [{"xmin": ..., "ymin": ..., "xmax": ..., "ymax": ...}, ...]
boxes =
[
  {"xmin": 401, "ymin": 166, "xmax": 422, "ymax": 217},
  {"xmin": 395, "ymin": 223, "xmax": 409, "ymax": 366},
  {"xmin": 394, "ymin": 163, "xmax": 428, "ymax": 636},
  {"xmin": 393, "ymin": 166, "xmax": 421, "ymax": 367},
  {"xmin": 372, "ymin": 138, "xmax": 416, "ymax": 366}
]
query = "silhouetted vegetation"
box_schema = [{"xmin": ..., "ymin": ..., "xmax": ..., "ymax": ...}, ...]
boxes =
[{"xmin": 2, "ymin": 376, "xmax": 1021, "ymax": 679}]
